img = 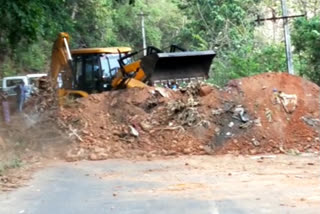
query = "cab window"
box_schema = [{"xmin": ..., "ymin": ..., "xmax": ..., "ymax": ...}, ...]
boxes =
[
  {"xmin": 100, "ymin": 56, "xmax": 111, "ymax": 78},
  {"xmin": 74, "ymin": 55, "xmax": 101, "ymax": 91},
  {"xmin": 6, "ymin": 79, "xmax": 24, "ymax": 87}
]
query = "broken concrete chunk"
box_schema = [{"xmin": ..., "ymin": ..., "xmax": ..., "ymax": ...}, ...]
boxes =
[
  {"xmin": 278, "ymin": 92, "xmax": 298, "ymax": 113},
  {"xmin": 272, "ymin": 91, "xmax": 298, "ymax": 113},
  {"xmin": 140, "ymin": 121, "xmax": 152, "ymax": 131}
]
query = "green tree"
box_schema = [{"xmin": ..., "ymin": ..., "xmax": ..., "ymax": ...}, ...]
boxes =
[
  {"xmin": 176, "ymin": 0, "xmax": 261, "ymax": 50},
  {"xmin": 111, "ymin": 0, "xmax": 185, "ymax": 50},
  {"xmin": 292, "ymin": 17, "xmax": 320, "ymax": 84},
  {"xmin": 0, "ymin": 0, "xmax": 69, "ymax": 49},
  {"xmin": 174, "ymin": 0, "xmax": 266, "ymax": 85},
  {"xmin": 0, "ymin": 0, "xmax": 116, "ymax": 76},
  {"xmin": 0, "ymin": 0, "xmax": 314, "ymax": 84}
]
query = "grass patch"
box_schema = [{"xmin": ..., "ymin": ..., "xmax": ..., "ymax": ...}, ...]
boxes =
[{"xmin": 0, "ymin": 158, "xmax": 23, "ymax": 176}]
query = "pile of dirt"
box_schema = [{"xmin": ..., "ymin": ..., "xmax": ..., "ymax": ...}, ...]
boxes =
[
  {"xmin": 60, "ymin": 86, "xmax": 222, "ymax": 160},
  {"xmin": 219, "ymin": 72, "xmax": 320, "ymax": 154},
  {"xmin": 54, "ymin": 72, "xmax": 319, "ymax": 160},
  {"xmin": 6, "ymin": 72, "xmax": 318, "ymax": 161}
]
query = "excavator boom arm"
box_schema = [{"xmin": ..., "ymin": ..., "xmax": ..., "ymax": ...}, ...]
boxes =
[{"xmin": 49, "ymin": 32, "xmax": 73, "ymax": 88}]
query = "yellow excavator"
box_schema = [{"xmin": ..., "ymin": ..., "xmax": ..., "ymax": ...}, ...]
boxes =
[{"xmin": 49, "ymin": 32, "xmax": 216, "ymax": 99}]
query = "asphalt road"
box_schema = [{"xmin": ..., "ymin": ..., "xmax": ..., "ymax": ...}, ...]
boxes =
[{"xmin": 0, "ymin": 155, "xmax": 319, "ymax": 214}]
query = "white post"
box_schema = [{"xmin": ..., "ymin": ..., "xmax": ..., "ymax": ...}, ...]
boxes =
[
  {"xmin": 63, "ymin": 38, "xmax": 72, "ymax": 61},
  {"xmin": 281, "ymin": 0, "xmax": 294, "ymax": 75},
  {"xmin": 140, "ymin": 12, "xmax": 147, "ymax": 56}
]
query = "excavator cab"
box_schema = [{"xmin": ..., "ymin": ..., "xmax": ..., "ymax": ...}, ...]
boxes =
[
  {"xmin": 69, "ymin": 48, "xmax": 132, "ymax": 93},
  {"xmin": 72, "ymin": 54, "xmax": 101, "ymax": 93}
]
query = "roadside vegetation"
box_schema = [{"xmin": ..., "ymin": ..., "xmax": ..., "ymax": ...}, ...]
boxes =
[
  {"xmin": 0, "ymin": 158, "xmax": 23, "ymax": 176},
  {"xmin": 0, "ymin": 0, "xmax": 319, "ymax": 85}
]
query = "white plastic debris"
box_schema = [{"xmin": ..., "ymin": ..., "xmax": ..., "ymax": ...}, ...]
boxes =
[
  {"xmin": 228, "ymin": 122, "xmax": 234, "ymax": 128},
  {"xmin": 129, "ymin": 125, "xmax": 139, "ymax": 137},
  {"xmin": 154, "ymin": 87, "xmax": 170, "ymax": 98},
  {"xmin": 212, "ymin": 108, "xmax": 224, "ymax": 115},
  {"xmin": 233, "ymin": 105, "xmax": 249, "ymax": 122}
]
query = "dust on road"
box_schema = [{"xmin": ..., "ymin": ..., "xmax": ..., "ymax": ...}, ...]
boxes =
[{"xmin": 0, "ymin": 154, "xmax": 319, "ymax": 214}]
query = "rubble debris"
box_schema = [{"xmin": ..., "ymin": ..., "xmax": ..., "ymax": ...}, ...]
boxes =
[
  {"xmin": 65, "ymin": 148, "xmax": 85, "ymax": 162},
  {"xmin": 140, "ymin": 121, "xmax": 152, "ymax": 131},
  {"xmin": 215, "ymin": 72, "xmax": 319, "ymax": 155},
  {"xmin": 228, "ymin": 122, "xmax": 234, "ymax": 128},
  {"xmin": 129, "ymin": 125, "xmax": 139, "ymax": 137},
  {"xmin": 199, "ymin": 85, "xmax": 213, "ymax": 97},
  {"xmin": 153, "ymin": 87, "xmax": 171, "ymax": 98},
  {"xmin": 167, "ymin": 96, "xmax": 202, "ymax": 127},
  {"xmin": 214, "ymin": 127, "xmax": 221, "ymax": 135},
  {"xmin": 273, "ymin": 89, "xmax": 298, "ymax": 113},
  {"xmin": 239, "ymin": 121, "xmax": 253, "ymax": 129},
  {"xmin": 301, "ymin": 116, "xmax": 320, "ymax": 127},
  {"xmin": 226, "ymin": 80, "xmax": 242, "ymax": 94},
  {"xmin": 212, "ymin": 108, "xmax": 224, "ymax": 115},
  {"xmin": 251, "ymin": 138, "xmax": 260, "ymax": 147},
  {"xmin": 183, "ymin": 82, "xmax": 201, "ymax": 96},
  {"xmin": 14, "ymin": 72, "xmax": 319, "ymax": 160},
  {"xmin": 253, "ymin": 118, "xmax": 262, "ymax": 127},
  {"xmin": 265, "ymin": 108, "xmax": 272, "ymax": 122},
  {"xmin": 233, "ymin": 105, "xmax": 250, "ymax": 122}
]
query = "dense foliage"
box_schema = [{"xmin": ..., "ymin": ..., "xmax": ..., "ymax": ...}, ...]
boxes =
[
  {"xmin": 0, "ymin": 0, "xmax": 319, "ymax": 85},
  {"xmin": 292, "ymin": 16, "xmax": 320, "ymax": 84}
]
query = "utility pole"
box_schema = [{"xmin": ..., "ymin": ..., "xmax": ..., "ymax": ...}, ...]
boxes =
[
  {"xmin": 256, "ymin": 3, "xmax": 305, "ymax": 75},
  {"xmin": 138, "ymin": 12, "xmax": 147, "ymax": 56},
  {"xmin": 280, "ymin": 0, "xmax": 294, "ymax": 75}
]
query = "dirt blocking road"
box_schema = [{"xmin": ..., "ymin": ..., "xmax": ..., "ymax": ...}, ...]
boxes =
[{"xmin": 0, "ymin": 154, "xmax": 319, "ymax": 214}]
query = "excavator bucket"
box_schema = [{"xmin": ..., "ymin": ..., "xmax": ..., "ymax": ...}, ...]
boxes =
[{"xmin": 140, "ymin": 50, "xmax": 216, "ymax": 84}]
